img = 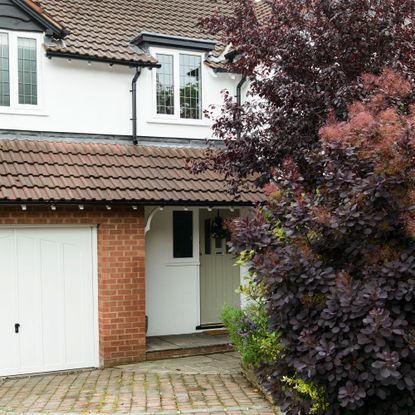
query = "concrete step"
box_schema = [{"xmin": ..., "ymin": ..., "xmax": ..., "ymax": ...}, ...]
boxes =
[{"xmin": 146, "ymin": 343, "xmax": 233, "ymax": 361}]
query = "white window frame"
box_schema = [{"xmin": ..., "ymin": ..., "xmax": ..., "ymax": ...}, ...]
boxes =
[
  {"xmin": 165, "ymin": 207, "xmax": 200, "ymax": 266},
  {"xmin": 0, "ymin": 30, "xmax": 43, "ymax": 115},
  {"xmin": 151, "ymin": 47, "xmax": 207, "ymax": 125}
]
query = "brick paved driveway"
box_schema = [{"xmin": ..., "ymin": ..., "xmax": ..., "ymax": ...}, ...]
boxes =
[{"xmin": 0, "ymin": 353, "xmax": 277, "ymax": 415}]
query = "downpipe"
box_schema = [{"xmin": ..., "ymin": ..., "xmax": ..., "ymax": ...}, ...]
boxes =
[
  {"xmin": 236, "ymin": 76, "xmax": 247, "ymax": 140},
  {"xmin": 131, "ymin": 67, "xmax": 142, "ymax": 145}
]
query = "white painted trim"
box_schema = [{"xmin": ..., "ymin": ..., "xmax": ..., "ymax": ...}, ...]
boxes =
[
  {"xmin": 164, "ymin": 261, "xmax": 200, "ymax": 267},
  {"xmin": 0, "ymin": 224, "xmax": 97, "ymax": 228},
  {"xmin": 0, "ymin": 30, "xmax": 44, "ymax": 115},
  {"xmin": 145, "ymin": 207, "xmax": 164, "ymax": 234},
  {"xmin": 90, "ymin": 226, "xmax": 100, "ymax": 368},
  {"xmin": 168, "ymin": 207, "xmax": 200, "ymax": 265},
  {"xmin": 0, "ymin": 109, "xmax": 48, "ymax": 116},
  {"xmin": 147, "ymin": 118, "xmax": 211, "ymax": 127},
  {"xmin": 196, "ymin": 241, "xmax": 201, "ymax": 328}
]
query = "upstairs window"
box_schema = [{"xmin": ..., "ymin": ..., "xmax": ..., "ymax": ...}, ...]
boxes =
[
  {"xmin": 155, "ymin": 51, "xmax": 202, "ymax": 120},
  {"xmin": 179, "ymin": 54, "xmax": 201, "ymax": 119},
  {"xmin": 0, "ymin": 33, "xmax": 10, "ymax": 107},
  {"xmin": 156, "ymin": 54, "xmax": 174, "ymax": 115},
  {"xmin": 18, "ymin": 38, "xmax": 37, "ymax": 105},
  {"xmin": 0, "ymin": 31, "xmax": 40, "ymax": 110}
]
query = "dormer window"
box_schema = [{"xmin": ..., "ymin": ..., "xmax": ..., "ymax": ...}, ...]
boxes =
[
  {"xmin": 0, "ymin": 31, "xmax": 40, "ymax": 110},
  {"xmin": 155, "ymin": 50, "xmax": 202, "ymax": 120}
]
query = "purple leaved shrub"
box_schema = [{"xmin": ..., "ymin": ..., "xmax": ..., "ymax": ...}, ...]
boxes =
[{"xmin": 229, "ymin": 71, "xmax": 415, "ymax": 414}]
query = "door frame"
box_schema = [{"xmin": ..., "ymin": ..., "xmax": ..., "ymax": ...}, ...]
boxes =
[{"xmin": 0, "ymin": 225, "xmax": 100, "ymax": 372}]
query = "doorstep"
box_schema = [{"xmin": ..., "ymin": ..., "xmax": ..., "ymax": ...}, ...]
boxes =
[{"xmin": 146, "ymin": 331, "xmax": 233, "ymax": 361}]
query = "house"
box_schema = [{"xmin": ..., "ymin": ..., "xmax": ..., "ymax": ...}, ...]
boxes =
[{"xmin": 0, "ymin": 0, "xmax": 261, "ymax": 377}]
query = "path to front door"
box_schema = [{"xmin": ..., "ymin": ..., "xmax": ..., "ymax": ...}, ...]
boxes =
[{"xmin": 0, "ymin": 353, "xmax": 278, "ymax": 414}]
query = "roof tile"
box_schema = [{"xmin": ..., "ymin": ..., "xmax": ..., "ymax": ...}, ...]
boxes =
[
  {"xmin": 0, "ymin": 139, "xmax": 261, "ymax": 205},
  {"xmin": 36, "ymin": 0, "xmax": 232, "ymax": 64}
]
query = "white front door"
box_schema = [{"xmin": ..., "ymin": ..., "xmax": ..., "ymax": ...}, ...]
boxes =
[
  {"xmin": 0, "ymin": 227, "xmax": 97, "ymax": 377},
  {"xmin": 199, "ymin": 210, "xmax": 241, "ymax": 326}
]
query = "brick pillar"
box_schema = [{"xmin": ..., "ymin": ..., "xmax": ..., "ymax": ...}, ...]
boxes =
[{"xmin": 97, "ymin": 207, "xmax": 147, "ymax": 366}]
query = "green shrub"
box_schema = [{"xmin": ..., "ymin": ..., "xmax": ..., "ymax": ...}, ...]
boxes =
[
  {"xmin": 222, "ymin": 278, "xmax": 282, "ymax": 368},
  {"xmin": 222, "ymin": 303, "xmax": 281, "ymax": 367},
  {"xmin": 282, "ymin": 377, "xmax": 329, "ymax": 415}
]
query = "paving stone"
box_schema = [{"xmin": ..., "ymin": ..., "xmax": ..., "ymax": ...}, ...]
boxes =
[
  {"xmin": 121, "ymin": 353, "xmax": 241, "ymax": 376},
  {"xmin": 0, "ymin": 353, "xmax": 277, "ymax": 414}
]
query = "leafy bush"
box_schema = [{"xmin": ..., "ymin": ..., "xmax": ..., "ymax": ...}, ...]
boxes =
[
  {"xmin": 195, "ymin": 1, "xmax": 415, "ymax": 413},
  {"xmin": 282, "ymin": 377, "xmax": 329, "ymax": 415},
  {"xmin": 224, "ymin": 274, "xmax": 327, "ymax": 412},
  {"xmin": 222, "ymin": 279, "xmax": 281, "ymax": 367},
  {"xmin": 230, "ymin": 71, "xmax": 415, "ymax": 414}
]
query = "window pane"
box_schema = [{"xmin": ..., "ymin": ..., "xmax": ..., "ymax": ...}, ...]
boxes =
[
  {"xmin": 0, "ymin": 33, "xmax": 10, "ymax": 107},
  {"xmin": 173, "ymin": 211, "xmax": 193, "ymax": 258},
  {"xmin": 180, "ymin": 54, "xmax": 201, "ymax": 119},
  {"xmin": 204, "ymin": 219, "xmax": 211, "ymax": 255},
  {"xmin": 156, "ymin": 54, "xmax": 174, "ymax": 115},
  {"xmin": 18, "ymin": 37, "xmax": 37, "ymax": 105}
]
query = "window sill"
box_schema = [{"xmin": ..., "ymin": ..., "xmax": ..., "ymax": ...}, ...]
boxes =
[
  {"xmin": 165, "ymin": 261, "xmax": 200, "ymax": 267},
  {"xmin": 0, "ymin": 107, "xmax": 48, "ymax": 117},
  {"xmin": 147, "ymin": 118, "xmax": 211, "ymax": 127}
]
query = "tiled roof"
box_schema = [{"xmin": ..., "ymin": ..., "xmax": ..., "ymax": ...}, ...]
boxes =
[
  {"xmin": 35, "ymin": 0, "xmax": 232, "ymax": 65},
  {"xmin": 0, "ymin": 139, "xmax": 260, "ymax": 205},
  {"xmin": 255, "ymin": 0, "xmax": 273, "ymax": 21}
]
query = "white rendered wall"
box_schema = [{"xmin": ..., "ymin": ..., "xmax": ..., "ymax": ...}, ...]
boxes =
[
  {"xmin": 0, "ymin": 57, "xmax": 134, "ymax": 135},
  {"xmin": 145, "ymin": 206, "xmax": 201, "ymax": 336},
  {"xmin": 0, "ymin": 36, "xmax": 241, "ymax": 139}
]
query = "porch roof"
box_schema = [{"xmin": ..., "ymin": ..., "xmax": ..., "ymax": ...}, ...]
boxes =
[{"xmin": 0, "ymin": 139, "xmax": 261, "ymax": 205}]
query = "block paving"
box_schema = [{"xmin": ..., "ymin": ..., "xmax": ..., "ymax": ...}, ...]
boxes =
[{"xmin": 0, "ymin": 353, "xmax": 277, "ymax": 415}]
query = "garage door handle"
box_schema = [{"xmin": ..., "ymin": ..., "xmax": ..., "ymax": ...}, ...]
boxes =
[{"xmin": 15, "ymin": 323, "xmax": 20, "ymax": 334}]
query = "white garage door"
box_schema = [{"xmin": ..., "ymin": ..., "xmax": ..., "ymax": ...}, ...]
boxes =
[{"xmin": 0, "ymin": 227, "xmax": 98, "ymax": 377}]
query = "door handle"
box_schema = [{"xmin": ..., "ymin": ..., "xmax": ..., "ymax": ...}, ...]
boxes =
[{"xmin": 15, "ymin": 323, "xmax": 20, "ymax": 334}]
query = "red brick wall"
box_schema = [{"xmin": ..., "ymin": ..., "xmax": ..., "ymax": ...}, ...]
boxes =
[{"xmin": 0, "ymin": 205, "xmax": 146, "ymax": 367}]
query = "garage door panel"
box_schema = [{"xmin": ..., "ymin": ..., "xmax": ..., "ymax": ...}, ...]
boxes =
[
  {"xmin": 17, "ymin": 235, "xmax": 43, "ymax": 372},
  {"xmin": 0, "ymin": 231, "xmax": 20, "ymax": 375},
  {"xmin": 0, "ymin": 227, "xmax": 97, "ymax": 376},
  {"xmin": 40, "ymin": 239, "xmax": 66, "ymax": 369},
  {"xmin": 64, "ymin": 242, "xmax": 90, "ymax": 365}
]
